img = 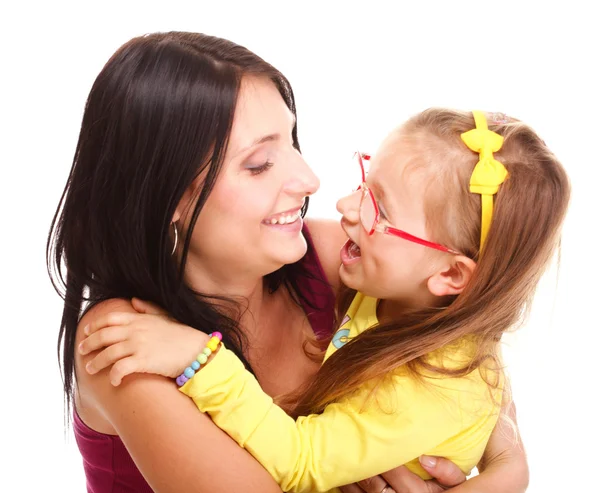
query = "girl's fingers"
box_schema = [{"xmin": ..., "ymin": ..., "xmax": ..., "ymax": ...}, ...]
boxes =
[
  {"xmin": 84, "ymin": 312, "xmax": 133, "ymax": 336},
  {"xmin": 131, "ymin": 298, "xmax": 167, "ymax": 316},
  {"xmin": 85, "ymin": 341, "xmax": 133, "ymax": 375},
  {"xmin": 109, "ymin": 356, "xmax": 141, "ymax": 386},
  {"xmin": 79, "ymin": 326, "xmax": 129, "ymax": 355}
]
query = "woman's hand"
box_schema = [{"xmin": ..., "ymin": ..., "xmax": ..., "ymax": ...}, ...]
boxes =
[
  {"xmin": 339, "ymin": 456, "xmax": 466, "ymax": 493},
  {"xmin": 342, "ymin": 399, "xmax": 529, "ymax": 493},
  {"xmin": 467, "ymin": 400, "xmax": 529, "ymax": 493},
  {"xmin": 78, "ymin": 298, "xmax": 210, "ymax": 386}
]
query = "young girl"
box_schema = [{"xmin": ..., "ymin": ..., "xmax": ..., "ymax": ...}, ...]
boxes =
[{"xmin": 81, "ymin": 109, "xmax": 569, "ymax": 492}]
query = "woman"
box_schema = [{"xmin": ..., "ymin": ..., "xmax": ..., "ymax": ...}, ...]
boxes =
[{"xmin": 48, "ymin": 31, "xmax": 528, "ymax": 492}]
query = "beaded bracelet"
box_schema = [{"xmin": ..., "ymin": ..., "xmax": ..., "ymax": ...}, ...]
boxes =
[{"xmin": 175, "ymin": 332, "xmax": 222, "ymax": 387}]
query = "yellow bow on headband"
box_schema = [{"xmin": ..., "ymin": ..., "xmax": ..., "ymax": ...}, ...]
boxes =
[{"xmin": 460, "ymin": 110, "xmax": 508, "ymax": 250}]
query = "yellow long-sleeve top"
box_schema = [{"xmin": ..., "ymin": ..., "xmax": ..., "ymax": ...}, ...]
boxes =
[{"xmin": 180, "ymin": 293, "xmax": 503, "ymax": 493}]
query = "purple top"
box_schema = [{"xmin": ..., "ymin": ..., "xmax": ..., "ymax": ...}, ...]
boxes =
[{"xmin": 73, "ymin": 224, "xmax": 336, "ymax": 492}]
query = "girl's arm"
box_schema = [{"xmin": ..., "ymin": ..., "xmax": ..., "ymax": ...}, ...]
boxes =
[
  {"xmin": 82, "ymin": 302, "xmax": 527, "ymax": 493},
  {"xmin": 76, "ymin": 299, "xmax": 283, "ymax": 493},
  {"xmin": 180, "ymin": 347, "xmax": 494, "ymax": 493}
]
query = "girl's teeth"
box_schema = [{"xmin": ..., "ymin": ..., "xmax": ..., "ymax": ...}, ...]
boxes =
[
  {"xmin": 278, "ymin": 217, "xmax": 286, "ymax": 225},
  {"xmin": 348, "ymin": 241, "xmax": 361, "ymax": 259},
  {"xmin": 271, "ymin": 218, "xmax": 278, "ymax": 224}
]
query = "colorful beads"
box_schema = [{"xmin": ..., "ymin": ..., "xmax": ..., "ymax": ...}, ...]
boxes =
[
  {"xmin": 207, "ymin": 339, "xmax": 220, "ymax": 352},
  {"xmin": 175, "ymin": 333, "xmax": 223, "ymax": 387},
  {"xmin": 175, "ymin": 374, "xmax": 189, "ymax": 386}
]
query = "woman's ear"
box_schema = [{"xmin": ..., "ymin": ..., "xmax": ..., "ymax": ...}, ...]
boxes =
[
  {"xmin": 427, "ymin": 255, "xmax": 476, "ymax": 297},
  {"xmin": 172, "ymin": 175, "xmax": 203, "ymax": 224}
]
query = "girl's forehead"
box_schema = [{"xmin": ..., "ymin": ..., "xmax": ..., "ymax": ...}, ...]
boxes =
[
  {"xmin": 371, "ymin": 136, "xmax": 416, "ymax": 181},
  {"xmin": 369, "ymin": 139, "xmax": 430, "ymax": 206}
]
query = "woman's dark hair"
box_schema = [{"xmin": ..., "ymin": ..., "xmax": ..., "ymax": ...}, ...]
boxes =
[{"xmin": 47, "ymin": 31, "xmax": 316, "ymax": 416}]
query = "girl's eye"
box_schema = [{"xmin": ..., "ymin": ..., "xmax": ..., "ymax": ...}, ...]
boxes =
[
  {"xmin": 378, "ymin": 202, "xmax": 389, "ymax": 220},
  {"xmin": 248, "ymin": 161, "xmax": 274, "ymax": 176}
]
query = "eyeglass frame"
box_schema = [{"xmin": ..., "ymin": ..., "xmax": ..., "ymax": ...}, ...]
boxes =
[{"xmin": 355, "ymin": 151, "xmax": 461, "ymax": 255}]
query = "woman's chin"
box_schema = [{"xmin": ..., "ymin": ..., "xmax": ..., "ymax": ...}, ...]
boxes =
[{"xmin": 265, "ymin": 238, "xmax": 308, "ymax": 271}]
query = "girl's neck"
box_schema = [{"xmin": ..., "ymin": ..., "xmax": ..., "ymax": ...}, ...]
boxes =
[
  {"xmin": 376, "ymin": 298, "xmax": 409, "ymax": 322},
  {"xmin": 376, "ymin": 291, "xmax": 440, "ymax": 322}
]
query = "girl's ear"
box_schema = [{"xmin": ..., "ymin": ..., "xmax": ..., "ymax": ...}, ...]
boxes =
[{"xmin": 427, "ymin": 255, "xmax": 476, "ymax": 297}]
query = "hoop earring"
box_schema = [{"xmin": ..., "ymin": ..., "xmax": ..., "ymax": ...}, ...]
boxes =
[{"xmin": 171, "ymin": 222, "xmax": 179, "ymax": 256}]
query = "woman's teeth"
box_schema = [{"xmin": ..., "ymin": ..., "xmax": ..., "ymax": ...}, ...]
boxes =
[{"xmin": 263, "ymin": 212, "xmax": 300, "ymax": 225}]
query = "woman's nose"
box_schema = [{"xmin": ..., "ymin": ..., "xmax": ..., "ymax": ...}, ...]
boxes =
[{"xmin": 284, "ymin": 153, "xmax": 320, "ymax": 197}]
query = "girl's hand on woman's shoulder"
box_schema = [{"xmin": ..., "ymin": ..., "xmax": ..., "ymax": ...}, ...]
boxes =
[
  {"xmin": 78, "ymin": 298, "xmax": 210, "ymax": 386},
  {"xmin": 74, "ymin": 299, "xmax": 284, "ymax": 493}
]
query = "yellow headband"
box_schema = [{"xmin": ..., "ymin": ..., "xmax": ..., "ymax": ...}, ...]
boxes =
[{"xmin": 460, "ymin": 111, "xmax": 508, "ymax": 250}]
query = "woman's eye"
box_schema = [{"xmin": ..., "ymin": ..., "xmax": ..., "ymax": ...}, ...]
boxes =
[{"xmin": 248, "ymin": 161, "xmax": 274, "ymax": 176}]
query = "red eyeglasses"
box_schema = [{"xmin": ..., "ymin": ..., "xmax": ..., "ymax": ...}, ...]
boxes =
[{"xmin": 355, "ymin": 152, "xmax": 460, "ymax": 254}]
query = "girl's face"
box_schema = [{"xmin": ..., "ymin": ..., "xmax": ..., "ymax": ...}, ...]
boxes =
[
  {"xmin": 180, "ymin": 76, "xmax": 320, "ymax": 290},
  {"xmin": 336, "ymin": 132, "xmax": 445, "ymax": 308}
]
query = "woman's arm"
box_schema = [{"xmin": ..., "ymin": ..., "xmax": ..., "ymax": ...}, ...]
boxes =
[
  {"xmin": 352, "ymin": 401, "xmax": 528, "ymax": 493},
  {"xmin": 75, "ymin": 299, "xmax": 283, "ymax": 493},
  {"xmin": 439, "ymin": 400, "xmax": 529, "ymax": 493}
]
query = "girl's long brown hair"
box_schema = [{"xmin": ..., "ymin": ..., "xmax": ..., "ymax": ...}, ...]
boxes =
[{"xmin": 291, "ymin": 108, "xmax": 570, "ymax": 417}]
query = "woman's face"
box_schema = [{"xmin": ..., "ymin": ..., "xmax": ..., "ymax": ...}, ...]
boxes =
[{"xmin": 181, "ymin": 76, "xmax": 320, "ymax": 290}]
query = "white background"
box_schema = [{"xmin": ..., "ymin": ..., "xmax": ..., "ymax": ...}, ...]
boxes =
[{"xmin": 2, "ymin": 1, "xmax": 599, "ymax": 491}]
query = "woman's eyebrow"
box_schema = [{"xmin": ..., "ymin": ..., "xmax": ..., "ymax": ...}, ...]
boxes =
[
  {"xmin": 234, "ymin": 134, "xmax": 279, "ymax": 157},
  {"xmin": 234, "ymin": 113, "xmax": 295, "ymax": 157}
]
